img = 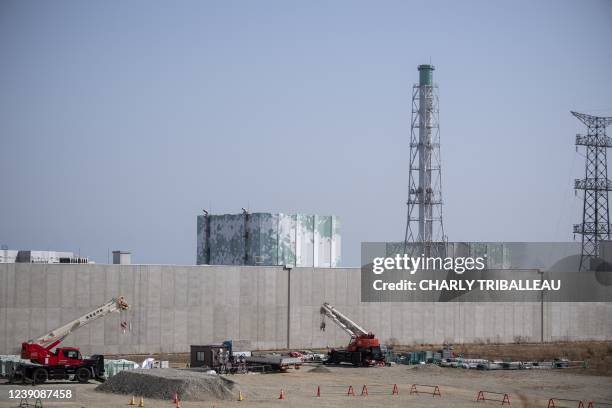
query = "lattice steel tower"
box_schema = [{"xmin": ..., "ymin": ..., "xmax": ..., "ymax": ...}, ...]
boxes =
[
  {"xmin": 404, "ymin": 65, "xmax": 445, "ymax": 256},
  {"xmin": 572, "ymin": 111, "xmax": 612, "ymax": 271}
]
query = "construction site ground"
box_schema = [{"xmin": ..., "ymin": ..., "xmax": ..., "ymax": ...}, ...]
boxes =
[{"xmin": 1, "ymin": 342, "xmax": 611, "ymax": 408}]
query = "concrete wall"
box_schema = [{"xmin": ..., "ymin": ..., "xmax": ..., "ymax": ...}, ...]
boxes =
[
  {"xmin": 0, "ymin": 264, "xmax": 288, "ymax": 355},
  {"xmin": 1, "ymin": 264, "xmax": 611, "ymax": 356},
  {"xmin": 287, "ymin": 268, "xmax": 612, "ymax": 348}
]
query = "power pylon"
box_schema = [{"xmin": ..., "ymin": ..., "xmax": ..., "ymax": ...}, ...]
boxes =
[{"xmin": 572, "ymin": 111, "xmax": 612, "ymax": 271}]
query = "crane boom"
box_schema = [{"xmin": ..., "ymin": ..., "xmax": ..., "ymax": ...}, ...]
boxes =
[
  {"xmin": 30, "ymin": 296, "xmax": 129, "ymax": 349},
  {"xmin": 320, "ymin": 302, "xmax": 368, "ymax": 338}
]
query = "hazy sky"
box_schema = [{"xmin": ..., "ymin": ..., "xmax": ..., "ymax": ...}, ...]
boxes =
[{"xmin": 1, "ymin": 0, "xmax": 611, "ymax": 266}]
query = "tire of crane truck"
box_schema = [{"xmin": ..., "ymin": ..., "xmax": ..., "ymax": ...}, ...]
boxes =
[
  {"xmin": 75, "ymin": 367, "xmax": 91, "ymax": 383},
  {"xmin": 8, "ymin": 371, "xmax": 23, "ymax": 384},
  {"xmin": 351, "ymin": 352, "xmax": 362, "ymax": 366},
  {"xmin": 324, "ymin": 352, "xmax": 337, "ymax": 364},
  {"xmin": 32, "ymin": 368, "xmax": 48, "ymax": 384}
]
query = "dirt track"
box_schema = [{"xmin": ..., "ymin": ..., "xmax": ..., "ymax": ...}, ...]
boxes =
[{"xmin": 1, "ymin": 363, "xmax": 611, "ymax": 408}]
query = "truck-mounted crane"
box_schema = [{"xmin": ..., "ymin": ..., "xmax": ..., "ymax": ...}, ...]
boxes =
[
  {"xmin": 10, "ymin": 296, "xmax": 129, "ymax": 384},
  {"xmin": 320, "ymin": 302, "xmax": 384, "ymax": 366}
]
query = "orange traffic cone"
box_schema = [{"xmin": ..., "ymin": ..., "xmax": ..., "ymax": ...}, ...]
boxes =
[
  {"xmin": 361, "ymin": 385, "xmax": 368, "ymax": 396},
  {"xmin": 316, "ymin": 385, "xmax": 320, "ymax": 397},
  {"xmin": 278, "ymin": 389, "xmax": 285, "ymax": 400},
  {"xmin": 174, "ymin": 398, "xmax": 181, "ymax": 408},
  {"xmin": 392, "ymin": 384, "xmax": 399, "ymax": 395}
]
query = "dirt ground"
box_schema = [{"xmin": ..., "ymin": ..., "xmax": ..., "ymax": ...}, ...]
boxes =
[
  {"xmin": 113, "ymin": 341, "xmax": 612, "ymax": 375},
  {"xmin": 2, "ymin": 342, "xmax": 612, "ymax": 408},
  {"xmin": 400, "ymin": 341, "xmax": 612, "ymax": 377},
  {"xmin": 1, "ymin": 363, "xmax": 611, "ymax": 408}
]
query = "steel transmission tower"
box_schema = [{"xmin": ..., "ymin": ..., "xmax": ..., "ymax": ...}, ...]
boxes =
[
  {"xmin": 404, "ymin": 65, "xmax": 446, "ymax": 256},
  {"xmin": 572, "ymin": 111, "xmax": 612, "ymax": 271}
]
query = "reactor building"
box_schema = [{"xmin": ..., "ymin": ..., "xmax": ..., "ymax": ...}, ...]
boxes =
[{"xmin": 197, "ymin": 212, "xmax": 341, "ymax": 267}]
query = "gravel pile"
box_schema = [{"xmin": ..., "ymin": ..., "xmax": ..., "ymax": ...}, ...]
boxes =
[{"xmin": 96, "ymin": 368, "xmax": 237, "ymax": 401}]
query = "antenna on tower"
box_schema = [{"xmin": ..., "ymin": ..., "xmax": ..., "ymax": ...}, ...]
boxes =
[
  {"xmin": 404, "ymin": 64, "xmax": 446, "ymax": 257},
  {"xmin": 572, "ymin": 111, "xmax": 612, "ymax": 271}
]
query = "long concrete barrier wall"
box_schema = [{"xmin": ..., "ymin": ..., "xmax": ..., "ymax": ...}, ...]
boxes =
[{"xmin": 1, "ymin": 264, "xmax": 611, "ymax": 355}]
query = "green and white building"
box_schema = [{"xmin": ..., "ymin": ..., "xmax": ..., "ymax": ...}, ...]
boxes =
[{"xmin": 197, "ymin": 212, "xmax": 341, "ymax": 267}]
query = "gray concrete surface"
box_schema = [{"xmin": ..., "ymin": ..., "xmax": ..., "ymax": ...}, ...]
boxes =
[{"xmin": 0, "ymin": 264, "xmax": 611, "ymax": 355}]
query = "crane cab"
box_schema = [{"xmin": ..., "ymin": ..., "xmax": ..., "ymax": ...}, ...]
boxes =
[
  {"xmin": 21, "ymin": 343, "xmax": 84, "ymax": 366},
  {"xmin": 53, "ymin": 347, "xmax": 84, "ymax": 365}
]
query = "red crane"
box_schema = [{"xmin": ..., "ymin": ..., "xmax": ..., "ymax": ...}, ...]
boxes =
[
  {"xmin": 320, "ymin": 302, "xmax": 384, "ymax": 366},
  {"xmin": 11, "ymin": 296, "xmax": 129, "ymax": 384}
]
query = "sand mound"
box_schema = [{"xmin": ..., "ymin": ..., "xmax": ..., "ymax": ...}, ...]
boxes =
[
  {"xmin": 407, "ymin": 364, "xmax": 443, "ymax": 372},
  {"xmin": 96, "ymin": 369, "xmax": 237, "ymax": 401},
  {"xmin": 309, "ymin": 365, "xmax": 331, "ymax": 373}
]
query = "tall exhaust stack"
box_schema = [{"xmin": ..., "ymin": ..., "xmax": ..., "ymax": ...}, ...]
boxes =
[{"xmin": 404, "ymin": 64, "xmax": 445, "ymax": 256}]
